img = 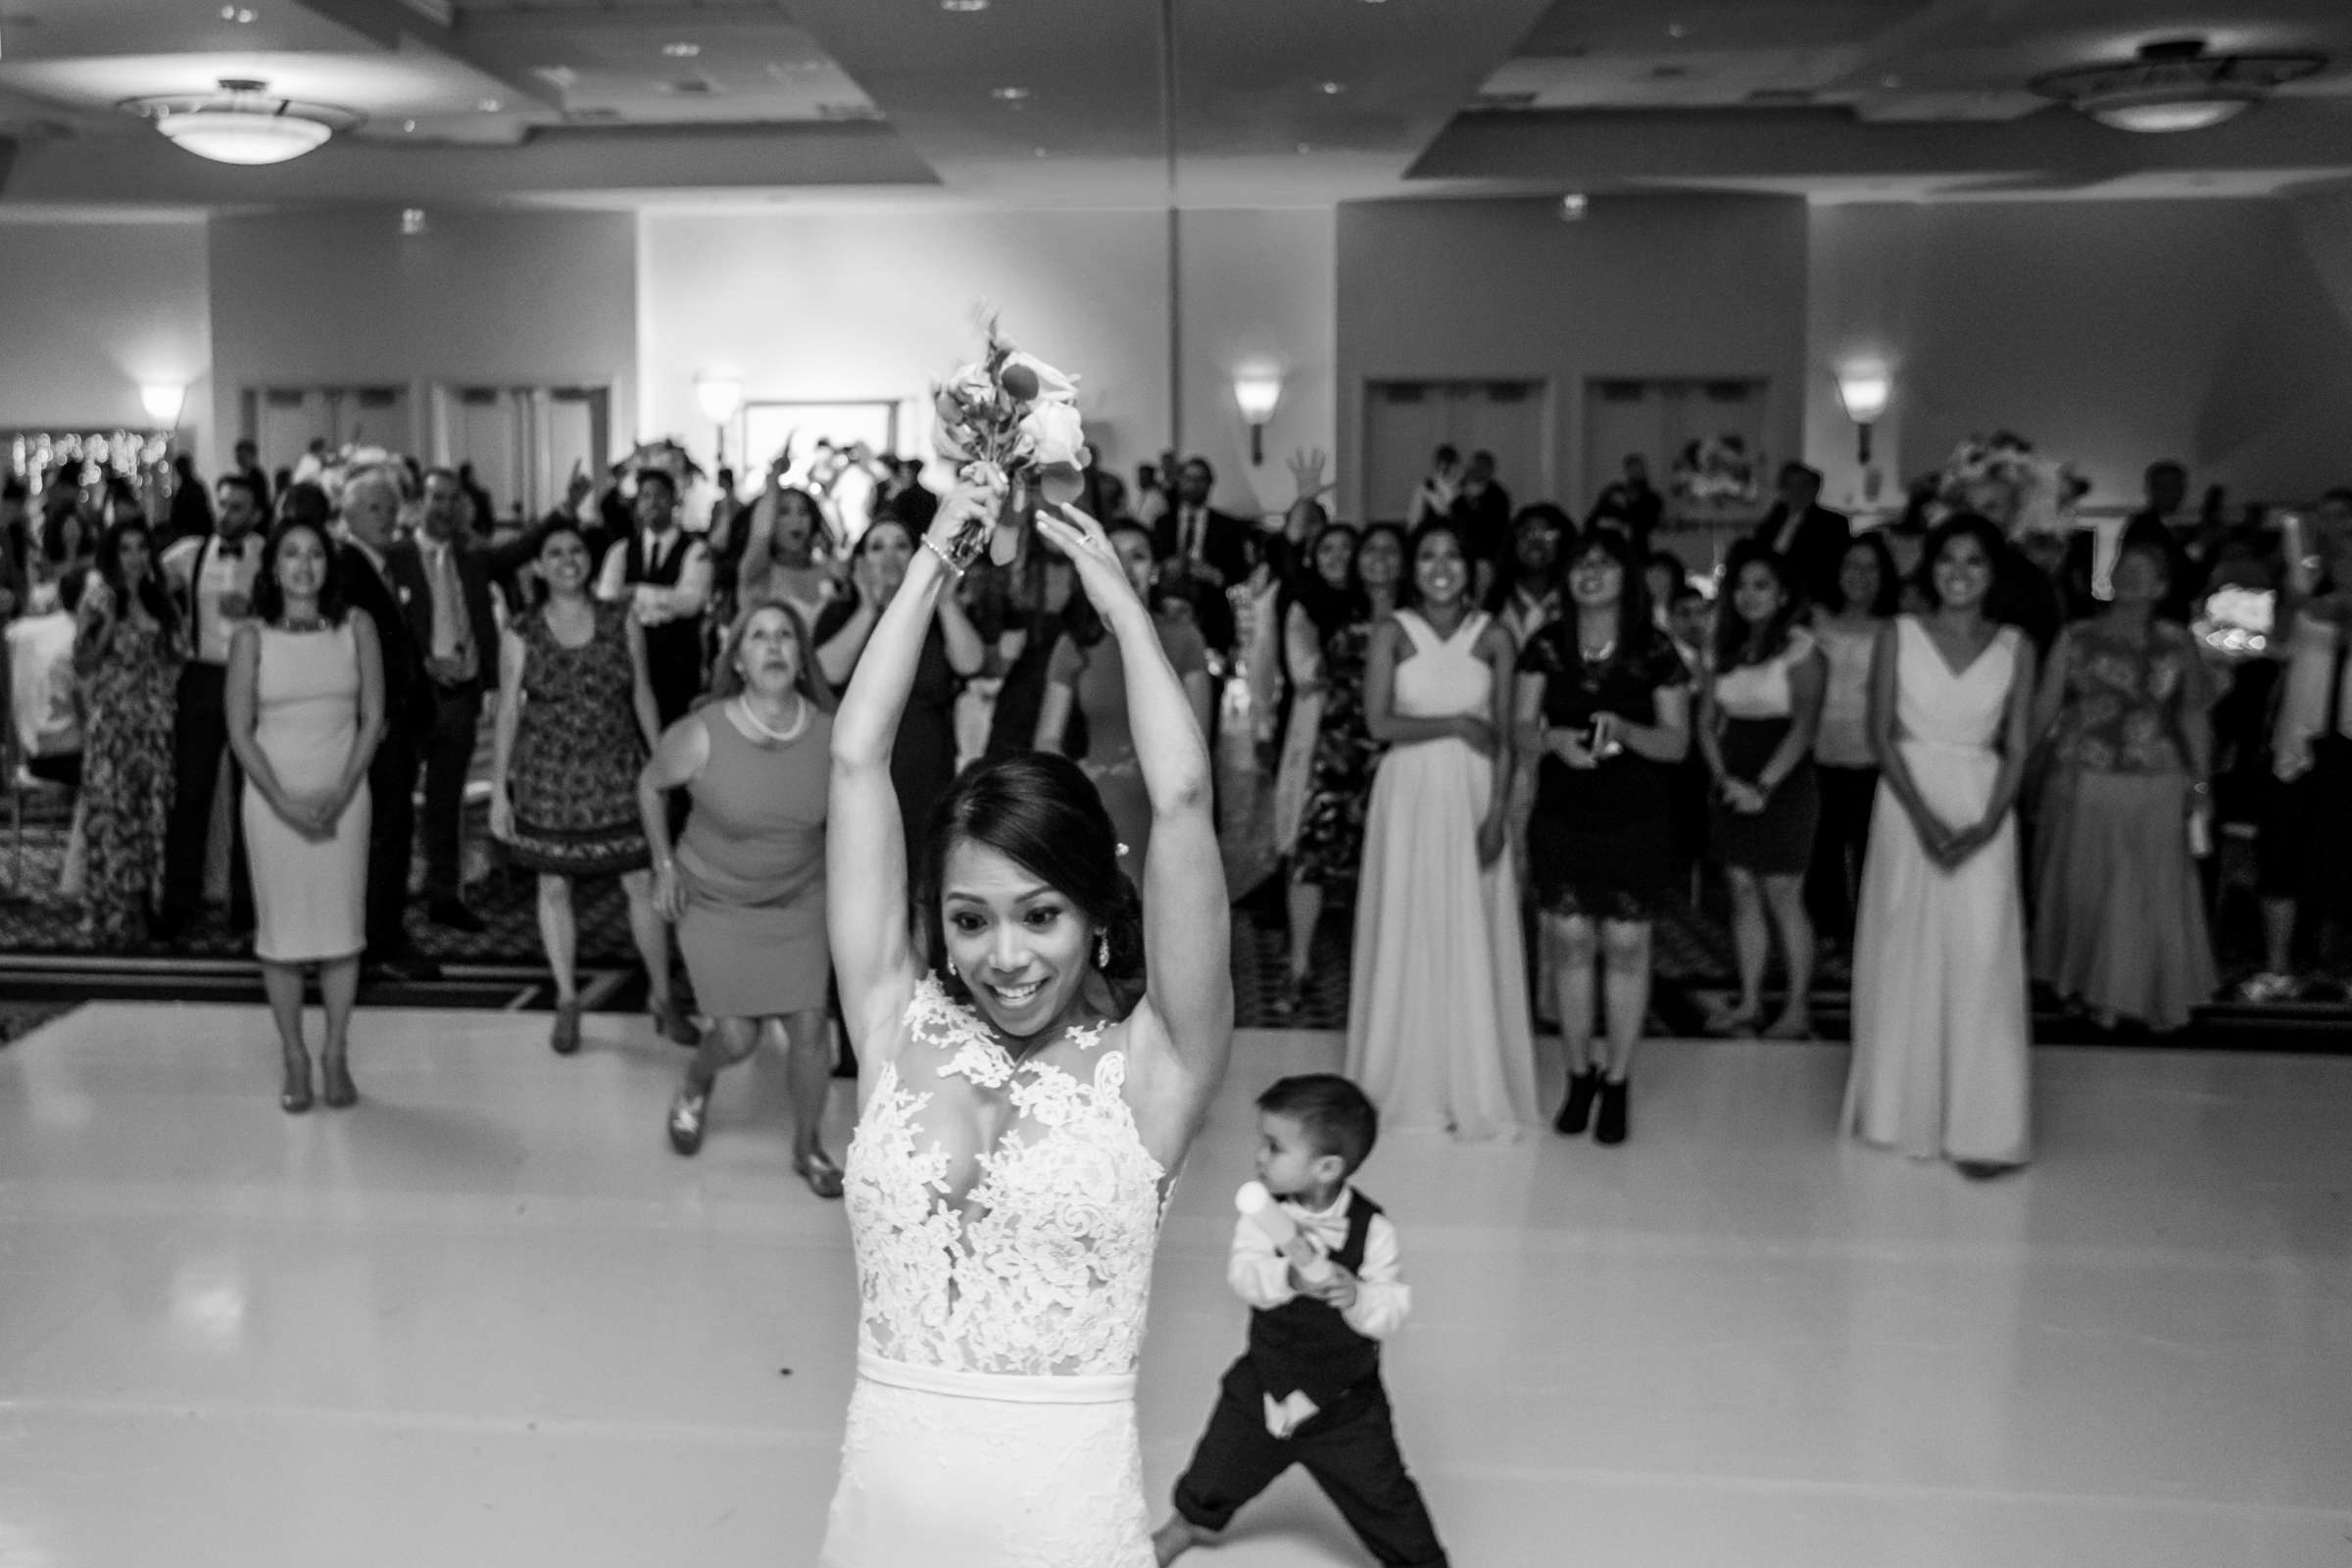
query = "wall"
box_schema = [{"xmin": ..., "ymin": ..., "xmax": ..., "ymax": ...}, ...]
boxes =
[
  {"xmin": 1802, "ymin": 197, "xmax": 2352, "ymax": 514},
  {"xmin": 0, "ymin": 215, "xmax": 213, "ymax": 450},
  {"xmin": 637, "ymin": 205, "xmax": 1336, "ymax": 519},
  {"xmin": 1334, "ymin": 193, "xmax": 1811, "ymax": 521},
  {"xmin": 205, "ymin": 207, "xmax": 638, "ymax": 477}
]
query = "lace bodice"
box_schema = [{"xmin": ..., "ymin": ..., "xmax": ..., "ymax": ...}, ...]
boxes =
[{"xmin": 842, "ymin": 979, "xmax": 1168, "ymax": 1377}]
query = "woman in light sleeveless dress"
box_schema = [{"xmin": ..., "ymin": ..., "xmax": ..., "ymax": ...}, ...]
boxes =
[
  {"xmin": 1845, "ymin": 514, "xmax": 2038, "ymax": 1176},
  {"xmin": 225, "ymin": 519, "xmax": 384, "ymax": 1114},
  {"xmin": 1347, "ymin": 518, "xmax": 1537, "ymax": 1142},
  {"xmin": 821, "ymin": 486, "xmax": 1232, "ymax": 1568}
]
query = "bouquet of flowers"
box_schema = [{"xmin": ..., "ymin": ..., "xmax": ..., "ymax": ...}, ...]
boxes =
[
  {"xmin": 930, "ymin": 318, "xmax": 1091, "ymax": 565},
  {"xmin": 1669, "ymin": 434, "xmax": 1762, "ymax": 506},
  {"xmin": 1936, "ymin": 431, "xmax": 2079, "ymax": 537}
]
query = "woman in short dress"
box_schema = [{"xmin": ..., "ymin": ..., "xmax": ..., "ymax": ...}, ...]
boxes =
[
  {"xmin": 1269, "ymin": 523, "xmax": 1399, "ymax": 1017},
  {"xmin": 1035, "ymin": 519, "xmax": 1214, "ymax": 879},
  {"xmin": 1696, "ymin": 542, "xmax": 1826, "ymax": 1039},
  {"xmin": 226, "ymin": 520, "xmax": 384, "ymax": 1112},
  {"xmin": 2029, "ymin": 535, "xmax": 2218, "ymax": 1032},
  {"xmin": 489, "ymin": 520, "xmax": 676, "ymax": 1055},
  {"xmin": 1516, "ymin": 525, "xmax": 1691, "ymax": 1146},
  {"xmin": 637, "ymin": 599, "xmax": 841, "ymax": 1186},
  {"xmin": 75, "ymin": 518, "xmax": 182, "ymax": 946},
  {"xmin": 1845, "ymin": 514, "xmax": 2038, "ymax": 1176}
]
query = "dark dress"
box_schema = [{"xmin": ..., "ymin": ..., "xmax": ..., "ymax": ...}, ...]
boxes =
[
  {"xmin": 1706, "ymin": 630, "xmax": 1823, "ymax": 877},
  {"xmin": 1523, "ymin": 623, "xmax": 1690, "ymax": 921},
  {"xmin": 78, "ymin": 592, "xmax": 180, "ymax": 945},
  {"xmin": 1290, "ymin": 619, "xmax": 1383, "ymax": 899},
  {"xmin": 817, "ymin": 598, "xmax": 959, "ymax": 862},
  {"xmin": 503, "ymin": 600, "xmax": 652, "ymax": 877}
]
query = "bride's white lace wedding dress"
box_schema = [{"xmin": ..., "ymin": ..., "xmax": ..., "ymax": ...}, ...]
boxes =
[{"xmin": 818, "ymin": 978, "xmax": 1168, "ymax": 1567}]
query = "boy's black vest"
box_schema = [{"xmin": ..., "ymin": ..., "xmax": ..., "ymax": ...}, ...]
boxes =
[
  {"xmin": 1248, "ymin": 1189, "xmax": 1384, "ymax": 1407},
  {"xmin": 623, "ymin": 528, "xmax": 703, "ymax": 687}
]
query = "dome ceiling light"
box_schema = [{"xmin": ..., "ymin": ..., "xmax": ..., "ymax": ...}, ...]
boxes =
[
  {"xmin": 2030, "ymin": 37, "xmax": 2325, "ymax": 133},
  {"xmin": 123, "ymin": 77, "xmax": 361, "ymax": 165}
]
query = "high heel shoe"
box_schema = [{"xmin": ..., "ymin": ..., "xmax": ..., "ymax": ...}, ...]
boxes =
[
  {"xmin": 320, "ymin": 1056, "xmax": 358, "ymax": 1109},
  {"xmin": 1553, "ymin": 1068, "xmax": 1600, "ymax": 1136},
  {"xmin": 795, "ymin": 1150, "xmax": 846, "ymax": 1200},
  {"xmin": 550, "ymin": 1002, "xmax": 583, "ymax": 1056},
  {"xmin": 279, "ymin": 1054, "xmax": 314, "ymax": 1115}
]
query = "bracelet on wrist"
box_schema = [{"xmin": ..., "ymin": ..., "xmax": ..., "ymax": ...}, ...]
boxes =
[{"xmin": 919, "ymin": 533, "xmax": 967, "ymax": 574}]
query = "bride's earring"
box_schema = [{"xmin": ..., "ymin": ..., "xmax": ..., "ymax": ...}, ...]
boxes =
[
  {"xmin": 946, "ymin": 957, "xmax": 958, "ymax": 979},
  {"xmin": 1096, "ymin": 931, "xmax": 1110, "ymax": 969}
]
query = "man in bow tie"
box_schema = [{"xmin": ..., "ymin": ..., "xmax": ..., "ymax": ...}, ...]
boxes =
[
  {"xmin": 595, "ymin": 467, "xmax": 710, "ymax": 729},
  {"xmin": 155, "ymin": 470, "xmax": 267, "ymax": 941}
]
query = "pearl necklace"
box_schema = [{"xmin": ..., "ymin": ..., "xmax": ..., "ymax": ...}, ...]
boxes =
[{"xmin": 735, "ymin": 693, "xmax": 809, "ymax": 746}]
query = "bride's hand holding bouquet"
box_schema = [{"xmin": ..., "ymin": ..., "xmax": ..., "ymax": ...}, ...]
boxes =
[{"xmin": 929, "ymin": 321, "xmax": 1091, "ymax": 570}]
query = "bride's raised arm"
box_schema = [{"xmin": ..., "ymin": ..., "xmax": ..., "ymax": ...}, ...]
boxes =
[
  {"xmin": 1035, "ymin": 503, "xmax": 1232, "ymax": 1132},
  {"xmin": 828, "ymin": 486, "xmax": 993, "ymax": 1050}
]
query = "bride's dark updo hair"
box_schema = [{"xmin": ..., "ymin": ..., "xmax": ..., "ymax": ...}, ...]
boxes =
[{"xmin": 911, "ymin": 753, "xmax": 1148, "ymax": 1017}]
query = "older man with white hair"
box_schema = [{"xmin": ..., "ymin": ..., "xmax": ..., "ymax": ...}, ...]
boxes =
[{"xmin": 338, "ymin": 466, "xmax": 436, "ymax": 979}]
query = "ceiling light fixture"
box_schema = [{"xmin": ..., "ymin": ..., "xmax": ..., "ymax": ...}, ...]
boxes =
[
  {"xmin": 941, "ymin": 0, "xmax": 990, "ymax": 10},
  {"xmin": 478, "ymin": 97, "xmax": 503, "ymax": 113},
  {"xmin": 125, "ymin": 78, "xmax": 358, "ymax": 166},
  {"xmin": 1558, "ymin": 192, "xmax": 1589, "ymax": 220},
  {"xmin": 1319, "ymin": 80, "xmax": 1345, "ymax": 95},
  {"xmin": 991, "ymin": 85, "xmax": 1030, "ymax": 102},
  {"xmin": 2031, "ymin": 36, "xmax": 2324, "ymax": 132},
  {"xmin": 662, "ymin": 41, "xmax": 700, "ymax": 57},
  {"xmin": 219, "ymin": 5, "xmax": 256, "ymax": 22},
  {"xmin": 400, "ymin": 208, "xmax": 427, "ymax": 236}
]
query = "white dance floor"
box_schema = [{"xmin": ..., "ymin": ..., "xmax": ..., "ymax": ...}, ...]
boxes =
[{"xmin": 2, "ymin": 1004, "xmax": 2347, "ymax": 1567}]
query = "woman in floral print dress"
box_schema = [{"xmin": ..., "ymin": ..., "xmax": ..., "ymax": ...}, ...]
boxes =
[{"xmin": 76, "ymin": 519, "xmax": 182, "ymax": 946}]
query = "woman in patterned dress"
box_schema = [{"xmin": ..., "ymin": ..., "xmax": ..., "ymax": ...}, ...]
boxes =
[
  {"xmin": 2029, "ymin": 536, "xmax": 2218, "ymax": 1032},
  {"xmin": 75, "ymin": 518, "xmax": 182, "ymax": 945},
  {"xmin": 489, "ymin": 520, "xmax": 675, "ymax": 1054},
  {"xmin": 1270, "ymin": 523, "xmax": 1400, "ymax": 1017}
]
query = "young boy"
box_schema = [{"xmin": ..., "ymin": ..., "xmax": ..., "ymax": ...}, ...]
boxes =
[{"xmin": 1153, "ymin": 1075, "xmax": 1448, "ymax": 1568}]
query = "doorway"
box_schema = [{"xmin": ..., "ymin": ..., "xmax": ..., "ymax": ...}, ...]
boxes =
[{"xmin": 1361, "ymin": 380, "xmax": 1550, "ymax": 526}]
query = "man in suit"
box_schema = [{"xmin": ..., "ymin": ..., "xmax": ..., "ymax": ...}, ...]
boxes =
[
  {"xmin": 1152, "ymin": 455, "xmax": 1252, "ymax": 656},
  {"xmin": 595, "ymin": 466, "xmax": 710, "ymax": 729},
  {"xmin": 385, "ymin": 466, "xmax": 500, "ymax": 933},
  {"xmin": 337, "ymin": 466, "xmax": 436, "ymax": 976},
  {"xmin": 155, "ymin": 471, "xmax": 266, "ymax": 940},
  {"xmin": 1751, "ymin": 462, "xmax": 1851, "ymax": 610}
]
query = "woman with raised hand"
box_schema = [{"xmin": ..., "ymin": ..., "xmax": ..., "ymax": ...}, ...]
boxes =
[{"xmin": 818, "ymin": 486, "xmax": 1232, "ymax": 1568}]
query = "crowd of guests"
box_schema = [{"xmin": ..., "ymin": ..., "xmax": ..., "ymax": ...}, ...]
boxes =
[{"xmin": 5, "ymin": 435, "xmax": 2348, "ymax": 1182}]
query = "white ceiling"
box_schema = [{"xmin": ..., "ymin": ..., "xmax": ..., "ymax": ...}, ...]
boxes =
[{"xmin": 2, "ymin": 0, "xmax": 2350, "ymax": 212}]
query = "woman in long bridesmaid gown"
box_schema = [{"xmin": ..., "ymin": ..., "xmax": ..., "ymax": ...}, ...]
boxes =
[
  {"xmin": 1346, "ymin": 518, "xmax": 1537, "ymax": 1142},
  {"xmin": 1844, "ymin": 513, "xmax": 2039, "ymax": 1177}
]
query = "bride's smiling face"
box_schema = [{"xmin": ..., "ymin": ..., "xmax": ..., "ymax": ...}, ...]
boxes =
[{"xmin": 940, "ymin": 840, "xmax": 1096, "ymax": 1038}]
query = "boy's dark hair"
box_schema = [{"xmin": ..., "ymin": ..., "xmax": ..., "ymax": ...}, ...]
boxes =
[{"xmin": 1257, "ymin": 1074, "xmax": 1378, "ymax": 1175}]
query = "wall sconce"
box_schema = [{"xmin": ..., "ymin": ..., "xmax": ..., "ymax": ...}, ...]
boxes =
[
  {"xmin": 1835, "ymin": 364, "xmax": 1890, "ymax": 466},
  {"xmin": 695, "ymin": 374, "xmax": 744, "ymax": 466},
  {"xmin": 140, "ymin": 383, "xmax": 187, "ymax": 428},
  {"xmin": 1233, "ymin": 370, "xmax": 1282, "ymax": 466}
]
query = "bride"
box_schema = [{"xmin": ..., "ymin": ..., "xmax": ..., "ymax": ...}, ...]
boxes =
[{"xmin": 819, "ymin": 485, "xmax": 1233, "ymax": 1566}]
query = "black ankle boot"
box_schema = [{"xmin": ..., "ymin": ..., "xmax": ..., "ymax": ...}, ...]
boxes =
[
  {"xmin": 1554, "ymin": 1068, "xmax": 1600, "ymax": 1136},
  {"xmin": 1594, "ymin": 1076, "xmax": 1630, "ymax": 1146}
]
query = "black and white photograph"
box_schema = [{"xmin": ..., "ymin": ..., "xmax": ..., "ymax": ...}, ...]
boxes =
[{"xmin": 1, "ymin": 2, "xmax": 2349, "ymax": 1563}]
